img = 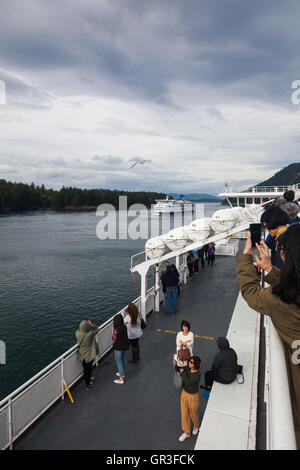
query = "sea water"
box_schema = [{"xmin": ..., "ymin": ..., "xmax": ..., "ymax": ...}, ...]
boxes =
[{"xmin": 0, "ymin": 203, "xmax": 221, "ymax": 399}]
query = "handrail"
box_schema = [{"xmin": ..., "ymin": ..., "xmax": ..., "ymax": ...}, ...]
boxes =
[
  {"xmin": 0, "ymin": 276, "xmax": 169, "ymax": 450},
  {"xmin": 0, "ymin": 292, "xmax": 139, "ymax": 409},
  {"xmin": 264, "ymin": 317, "xmax": 297, "ymax": 449},
  {"xmin": 220, "ymin": 184, "xmax": 300, "ymax": 194}
]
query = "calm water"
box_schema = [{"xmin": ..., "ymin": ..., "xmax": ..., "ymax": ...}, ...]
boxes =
[{"xmin": 0, "ymin": 203, "xmax": 221, "ymax": 399}]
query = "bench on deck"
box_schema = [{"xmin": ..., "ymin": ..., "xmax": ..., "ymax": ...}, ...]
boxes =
[{"xmin": 195, "ymin": 293, "xmax": 260, "ymax": 450}]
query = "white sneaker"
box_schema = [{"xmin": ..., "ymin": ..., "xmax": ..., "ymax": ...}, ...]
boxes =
[
  {"xmin": 192, "ymin": 427, "xmax": 199, "ymax": 435},
  {"xmin": 179, "ymin": 432, "xmax": 191, "ymax": 442},
  {"xmin": 114, "ymin": 378, "xmax": 124, "ymax": 384}
]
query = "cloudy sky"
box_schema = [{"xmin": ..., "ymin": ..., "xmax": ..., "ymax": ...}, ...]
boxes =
[{"xmin": 0, "ymin": 0, "xmax": 300, "ymax": 195}]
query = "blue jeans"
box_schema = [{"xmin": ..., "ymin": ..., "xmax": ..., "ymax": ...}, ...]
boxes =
[
  {"xmin": 114, "ymin": 350, "xmax": 126, "ymax": 377},
  {"xmin": 163, "ymin": 291, "xmax": 167, "ymax": 307},
  {"xmin": 167, "ymin": 289, "xmax": 178, "ymax": 312}
]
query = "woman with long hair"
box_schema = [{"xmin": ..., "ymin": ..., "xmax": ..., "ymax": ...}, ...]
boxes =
[
  {"xmin": 124, "ymin": 302, "xmax": 143, "ymax": 363},
  {"xmin": 237, "ymin": 224, "xmax": 300, "ymax": 448}
]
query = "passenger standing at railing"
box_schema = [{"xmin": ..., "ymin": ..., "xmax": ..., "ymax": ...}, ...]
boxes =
[
  {"xmin": 165, "ymin": 261, "xmax": 181, "ymax": 296},
  {"xmin": 236, "ymin": 227, "xmax": 300, "ymax": 449},
  {"xmin": 124, "ymin": 303, "xmax": 143, "ymax": 364},
  {"xmin": 160, "ymin": 269, "xmax": 167, "ymax": 308},
  {"xmin": 187, "ymin": 251, "xmax": 194, "ymax": 278},
  {"xmin": 164, "ymin": 264, "xmax": 179, "ymax": 313},
  {"xmin": 197, "ymin": 246, "xmax": 205, "ymax": 269},
  {"xmin": 75, "ymin": 320, "xmax": 99, "ymax": 391},
  {"xmin": 112, "ymin": 310, "xmax": 130, "ymax": 384},
  {"xmin": 207, "ymin": 243, "xmax": 215, "ymax": 267},
  {"xmin": 192, "ymin": 250, "xmax": 199, "ymax": 274}
]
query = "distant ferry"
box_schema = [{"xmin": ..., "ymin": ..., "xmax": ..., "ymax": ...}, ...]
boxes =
[{"xmin": 153, "ymin": 194, "xmax": 194, "ymax": 215}]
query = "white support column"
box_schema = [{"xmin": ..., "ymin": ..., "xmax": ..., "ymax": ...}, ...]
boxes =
[
  {"xmin": 154, "ymin": 263, "xmax": 160, "ymax": 312},
  {"xmin": 8, "ymin": 399, "xmax": 13, "ymax": 450},
  {"xmin": 140, "ymin": 271, "xmax": 147, "ymax": 321},
  {"xmin": 61, "ymin": 358, "xmax": 64, "ymax": 400},
  {"xmin": 175, "ymin": 255, "xmax": 180, "ymax": 271},
  {"xmin": 183, "ymin": 253, "xmax": 187, "ymax": 284}
]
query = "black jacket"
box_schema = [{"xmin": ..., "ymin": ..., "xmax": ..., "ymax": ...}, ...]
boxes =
[
  {"xmin": 161, "ymin": 271, "xmax": 167, "ymax": 293},
  {"xmin": 211, "ymin": 337, "xmax": 238, "ymax": 383},
  {"xmin": 113, "ymin": 314, "xmax": 129, "ymax": 351},
  {"xmin": 164, "ymin": 266, "xmax": 179, "ymax": 288}
]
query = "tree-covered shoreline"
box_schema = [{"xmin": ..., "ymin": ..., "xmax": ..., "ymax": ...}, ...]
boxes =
[{"xmin": 0, "ymin": 179, "xmax": 167, "ymax": 212}]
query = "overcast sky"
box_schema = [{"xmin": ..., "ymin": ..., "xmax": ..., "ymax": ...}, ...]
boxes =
[{"xmin": 0, "ymin": 0, "xmax": 300, "ymax": 195}]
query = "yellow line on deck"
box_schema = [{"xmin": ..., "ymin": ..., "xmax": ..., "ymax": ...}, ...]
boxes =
[{"xmin": 156, "ymin": 329, "xmax": 215, "ymax": 341}]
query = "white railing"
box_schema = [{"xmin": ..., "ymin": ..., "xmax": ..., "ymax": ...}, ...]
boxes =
[
  {"xmin": 221, "ymin": 184, "xmax": 300, "ymax": 195},
  {"xmin": 264, "ymin": 317, "xmax": 297, "ymax": 449},
  {"xmin": 0, "ymin": 285, "xmax": 159, "ymax": 450}
]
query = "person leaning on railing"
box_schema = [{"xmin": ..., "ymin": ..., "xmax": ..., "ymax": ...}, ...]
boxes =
[
  {"xmin": 236, "ymin": 225, "xmax": 300, "ymax": 449},
  {"xmin": 75, "ymin": 320, "xmax": 99, "ymax": 391}
]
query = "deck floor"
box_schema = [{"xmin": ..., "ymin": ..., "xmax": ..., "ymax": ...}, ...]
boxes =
[{"xmin": 15, "ymin": 254, "xmax": 241, "ymax": 450}]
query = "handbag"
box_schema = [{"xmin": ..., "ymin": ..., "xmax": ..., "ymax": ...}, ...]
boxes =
[
  {"xmin": 177, "ymin": 345, "xmax": 191, "ymax": 362},
  {"xmin": 173, "ymin": 372, "xmax": 182, "ymax": 391},
  {"xmin": 139, "ymin": 313, "xmax": 146, "ymax": 329}
]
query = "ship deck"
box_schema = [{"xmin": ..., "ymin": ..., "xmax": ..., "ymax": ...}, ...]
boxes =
[{"xmin": 15, "ymin": 253, "xmax": 241, "ymax": 450}]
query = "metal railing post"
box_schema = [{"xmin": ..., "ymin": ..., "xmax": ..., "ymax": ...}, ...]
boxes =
[
  {"xmin": 140, "ymin": 272, "xmax": 147, "ymax": 320},
  {"xmin": 61, "ymin": 358, "xmax": 65, "ymax": 400},
  {"xmin": 183, "ymin": 253, "xmax": 187, "ymax": 284},
  {"xmin": 154, "ymin": 263, "xmax": 160, "ymax": 312},
  {"xmin": 8, "ymin": 399, "xmax": 13, "ymax": 450}
]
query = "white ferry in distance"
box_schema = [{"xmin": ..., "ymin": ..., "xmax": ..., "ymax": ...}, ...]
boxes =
[{"xmin": 153, "ymin": 194, "xmax": 194, "ymax": 215}]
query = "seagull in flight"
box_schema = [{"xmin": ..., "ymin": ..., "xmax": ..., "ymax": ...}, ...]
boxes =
[{"xmin": 129, "ymin": 159, "xmax": 152, "ymax": 169}]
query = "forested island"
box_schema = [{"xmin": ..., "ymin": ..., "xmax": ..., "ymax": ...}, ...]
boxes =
[{"xmin": 0, "ymin": 179, "xmax": 167, "ymax": 212}]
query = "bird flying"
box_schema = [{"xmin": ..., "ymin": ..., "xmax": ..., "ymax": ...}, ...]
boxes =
[{"xmin": 129, "ymin": 159, "xmax": 152, "ymax": 169}]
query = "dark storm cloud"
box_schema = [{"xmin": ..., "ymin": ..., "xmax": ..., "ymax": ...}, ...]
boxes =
[
  {"xmin": 1, "ymin": 0, "xmax": 299, "ymax": 106},
  {"xmin": 1, "ymin": 0, "xmax": 300, "ymax": 192}
]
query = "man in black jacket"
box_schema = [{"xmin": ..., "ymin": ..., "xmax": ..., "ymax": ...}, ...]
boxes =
[
  {"xmin": 165, "ymin": 260, "xmax": 181, "ymax": 296},
  {"xmin": 201, "ymin": 337, "xmax": 238, "ymax": 390},
  {"xmin": 164, "ymin": 265, "xmax": 179, "ymax": 313}
]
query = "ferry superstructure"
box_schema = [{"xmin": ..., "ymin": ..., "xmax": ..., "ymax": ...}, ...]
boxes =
[
  {"xmin": 0, "ymin": 201, "xmax": 297, "ymax": 450},
  {"xmin": 219, "ymin": 183, "xmax": 300, "ymax": 207},
  {"xmin": 153, "ymin": 195, "xmax": 194, "ymax": 215}
]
